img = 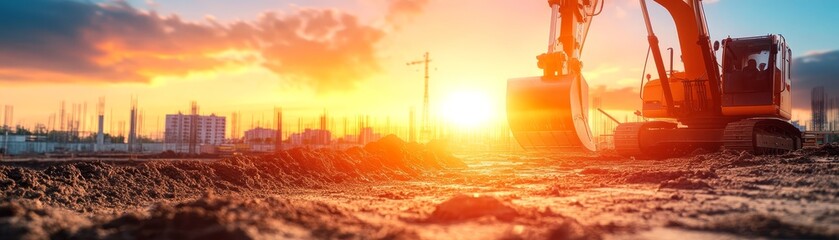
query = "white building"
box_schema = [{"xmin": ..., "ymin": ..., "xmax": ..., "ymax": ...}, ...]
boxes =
[
  {"xmin": 164, "ymin": 113, "xmax": 226, "ymax": 145},
  {"xmin": 289, "ymin": 129, "xmax": 331, "ymax": 145},
  {"xmin": 243, "ymin": 127, "xmax": 277, "ymax": 143}
]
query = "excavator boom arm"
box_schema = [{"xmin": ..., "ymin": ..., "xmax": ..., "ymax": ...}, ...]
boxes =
[{"xmin": 651, "ymin": 0, "xmax": 722, "ymax": 115}]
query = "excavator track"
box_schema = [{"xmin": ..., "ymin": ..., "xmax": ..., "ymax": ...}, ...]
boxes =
[
  {"xmin": 614, "ymin": 123, "xmax": 646, "ymax": 157},
  {"xmin": 722, "ymin": 120, "xmax": 758, "ymax": 152},
  {"xmin": 614, "ymin": 121, "xmax": 677, "ymax": 158},
  {"xmin": 723, "ymin": 119, "xmax": 802, "ymax": 154}
]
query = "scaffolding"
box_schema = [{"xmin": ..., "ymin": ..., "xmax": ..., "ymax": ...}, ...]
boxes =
[
  {"xmin": 812, "ymin": 86, "xmax": 826, "ymax": 131},
  {"xmin": 274, "ymin": 108, "xmax": 283, "ymax": 152},
  {"xmin": 189, "ymin": 101, "xmax": 199, "ymax": 155}
]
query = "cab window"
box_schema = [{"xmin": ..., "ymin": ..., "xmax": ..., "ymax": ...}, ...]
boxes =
[{"xmin": 722, "ymin": 39, "xmax": 773, "ymax": 93}]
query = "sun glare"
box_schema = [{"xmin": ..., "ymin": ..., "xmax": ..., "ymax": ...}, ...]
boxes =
[{"xmin": 441, "ymin": 90, "xmax": 494, "ymax": 128}]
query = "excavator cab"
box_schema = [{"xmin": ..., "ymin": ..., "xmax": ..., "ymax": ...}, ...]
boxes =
[{"xmin": 721, "ymin": 35, "xmax": 792, "ymax": 119}]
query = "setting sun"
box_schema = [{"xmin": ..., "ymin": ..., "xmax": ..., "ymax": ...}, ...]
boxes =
[{"xmin": 440, "ymin": 90, "xmax": 494, "ymax": 128}]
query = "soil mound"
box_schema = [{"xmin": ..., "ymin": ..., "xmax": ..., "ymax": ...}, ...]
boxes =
[
  {"xmin": 362, "ymin": 135, "xmax": 467, "ymax": 175},
  {"xmin": 546, "ymin": 219, "xmax": 603, "ymax": 240},
  {"xmin": 796, "ymin": 143, "xmax": 839, "ymax": 157},
  {"xmin": 623, "ymin": 169, "xmax": 716, "ymax": 184},
  {"xmin": 690, "ymin": 144, "xmax": 839, "ymax": 169},
  {"xmin": 0, "ymin": 136, "xmax": 465, "ymax": 211},
  {"xmin": 426, "ymin": 195, "xmax": 519, "ymax": 223},
  {"xmin": 1, "ymin": 195, "xmax": 419, "ymax": 240},
  {"xmin": 658, "ymin": 177, "xmax": 711, "ymax": 190},
  {"xmin": 670, "ymin": 213, "xmax": 838, "ymax": 239},
  {"xmin": 0, "ymin": 200, "xmax": 91, "ymax": 240}
]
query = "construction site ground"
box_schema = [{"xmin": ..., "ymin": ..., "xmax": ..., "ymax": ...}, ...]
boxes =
[{"xmin": 1, "ymin": 137, "xmax": 837, "ymax": 239}]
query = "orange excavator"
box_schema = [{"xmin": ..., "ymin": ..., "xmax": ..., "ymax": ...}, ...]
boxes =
[{"xmin": 507, "ymin": 0, "xmax": 801, "ymax": 157}]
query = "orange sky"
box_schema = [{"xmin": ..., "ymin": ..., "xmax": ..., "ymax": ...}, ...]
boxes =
[{"xmin": 0, "ymin": 0, "xmax": 832, "ymax": 137}]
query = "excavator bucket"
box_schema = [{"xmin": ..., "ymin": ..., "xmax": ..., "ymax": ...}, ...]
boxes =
[{"xmin": 507, "ymin": 74, "xmax": 596, "ymax": 152}]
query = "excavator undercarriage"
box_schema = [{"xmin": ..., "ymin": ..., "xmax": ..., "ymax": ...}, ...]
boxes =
[{"xmin": 614, "ymin": 119, "xmax": 801, "ymax": 158}]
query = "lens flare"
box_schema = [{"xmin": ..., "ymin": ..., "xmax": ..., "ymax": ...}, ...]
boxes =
[{"xmin": 441, "ymin": 90, "xmax": 493, "ymax": 128}]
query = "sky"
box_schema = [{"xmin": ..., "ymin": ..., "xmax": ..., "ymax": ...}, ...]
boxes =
[{"xmin": 0, "ymin": 0, "xmax": 837, "ymax": 137}]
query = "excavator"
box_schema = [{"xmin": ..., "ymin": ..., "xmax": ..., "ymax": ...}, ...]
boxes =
[{"xmin": 506, "ymin": 0, "xmax": 801, "ymax": 157}]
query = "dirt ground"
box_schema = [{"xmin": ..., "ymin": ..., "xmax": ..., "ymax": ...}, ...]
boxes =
[{"xmin": 1, "ymin": 136, "xmax": 837, "ymax": 239}]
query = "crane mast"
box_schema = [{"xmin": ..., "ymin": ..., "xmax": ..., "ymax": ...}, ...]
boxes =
[{"xmin": 407, "ymin": 52, "xmax": 432, "ymax": 142}]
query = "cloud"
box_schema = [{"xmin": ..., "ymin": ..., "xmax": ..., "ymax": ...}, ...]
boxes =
[
  {"xmin": 251, "ymin": 9, "xmax": 385, "ymax": 92},
  {"xmin": 590, "ymin": 85, "xmax": 642, "ymax": 111},
  {"xmin": 0, "ymin": 0, "xmax": 430, "ymax": 93},
  {"xmin": 791, "ymin": 49, "xmax": 839, "ymax": 110},
  {"xmin": 0, "ymin": 0, "xmax": 247, "ymax": 83},
  {"xmin": 385, "ymin": 0, "xmax": 430, "ymax": 23}
]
